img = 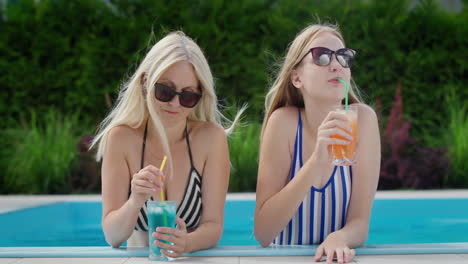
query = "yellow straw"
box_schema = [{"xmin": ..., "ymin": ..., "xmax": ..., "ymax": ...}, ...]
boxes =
[{"xmin": 159, "ymin": 156, "xmax": 167, "ymax": 201}]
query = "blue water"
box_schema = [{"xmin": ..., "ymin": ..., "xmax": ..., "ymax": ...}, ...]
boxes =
[{"xmin": 0, "ymin": 199, "xmax": 467, "ymax": 246}]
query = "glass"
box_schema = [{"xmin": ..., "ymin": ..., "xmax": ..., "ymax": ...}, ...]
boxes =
[
  {"xmin": 332, "ymin": 105, "xmax": 358, "ymax": 165},
  {"xmin": 147, "ymin": 200, "xmax": 177, "ymax": 261},
  {"xmin": 300, "ymin": 47, "xmax": 356, "ymax": 68},
  {"xmin": 155, "ymin": 83, "xmax": 202, "ymax": 108}
]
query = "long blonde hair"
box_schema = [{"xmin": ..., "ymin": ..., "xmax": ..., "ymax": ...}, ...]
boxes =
[
  {"xmin": 262, "ymin": 23, "xmax": 362, "ymax": 136},
  {"xmin": 91, "ymin": 31, "xmax": 242, "ymax": 172}
]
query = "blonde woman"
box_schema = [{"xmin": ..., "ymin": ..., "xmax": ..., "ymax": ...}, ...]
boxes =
[
  {"xmin": 254, "ymin": 24, "xmax": 380, "ymax": 264},
  {"xmin": 92, "ymin": 31, "xmax": 241, "ymax": 257}
]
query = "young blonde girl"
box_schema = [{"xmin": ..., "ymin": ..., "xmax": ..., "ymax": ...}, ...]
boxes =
[
  {"xmin": 92, "ymin": 31, "xmax": 242, "ymax": 258},
  {"xmin": 255, "ymin": 24, "xmax": 380, "ymax": 264}
]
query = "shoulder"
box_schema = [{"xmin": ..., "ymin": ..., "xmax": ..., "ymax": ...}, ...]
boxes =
[
  {"xmin": 269, "ymin": 106, "xmax": 298, "ymax": 122},
  {"xmin": 107, "ymin": 125, "xmax": 142, "ymax": 152},
  {"xmin": 267, "ymin": 106, "xmax": 299, "ymax": 129},
  {"xmin": 353, "ymin": 103, "xmax": 380, "ymax": 140},
  {"xmin": 262, "ymin": 106, "xmax": 298, "ymax": 148},
  {"xmin": 108, "ymin": 125, "xmax": 141, "ymax": 142},
  {"xmin": 355, "ymin": 103, "xmax": 378, "ymax": 121},
  {"xmin": 189, "ymin": 120, "xmax": 226, "ymax": 143}
]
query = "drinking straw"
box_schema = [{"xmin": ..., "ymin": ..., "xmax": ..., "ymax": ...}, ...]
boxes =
[
  {"xmin": 158, "ymin": 156, "xmax": 168, "ymax": 228},
  {"xmin": 159, "ymin": 156, "xmax": 167, "ymax": 201},
  {"xmin": 337, "ymin": 78, "xmax": 349, "ymax": 111}
]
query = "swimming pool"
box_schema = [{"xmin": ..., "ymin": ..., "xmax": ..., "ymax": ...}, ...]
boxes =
[{"xmin": 1, "ymin": 198, "xmax": 467, "ymax": 247}]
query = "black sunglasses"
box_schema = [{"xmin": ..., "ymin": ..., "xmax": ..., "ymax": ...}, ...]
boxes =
[
  {"xmin": 155, "ymin": 83, "xmax": 202, "ymax": 108},
  {"xmin": 300, "ymin": 47, "xmax": 356, "ymax": 68}
]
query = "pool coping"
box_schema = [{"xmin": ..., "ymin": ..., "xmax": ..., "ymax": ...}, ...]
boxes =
[{"xmin": 1, "ymin": 243, "xmax": 468, "ymax": 258}]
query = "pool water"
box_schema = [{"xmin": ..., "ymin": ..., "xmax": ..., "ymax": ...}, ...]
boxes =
[{"xmin": 0, "ymin": 199, "xmax": 467, "ymax": 246}]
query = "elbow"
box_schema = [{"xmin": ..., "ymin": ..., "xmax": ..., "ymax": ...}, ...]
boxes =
[
  {"xmin": 102, "ymin": 224, "xmax": 124, "ymax": 248},
  {"xmin": 253, "ymin": 213, "xmax": 273, "ymax": 247},
  {"xmin": 108, "ymin": 240, "xmax": 122, "ymax": 249},
  {"xmin": 255, "ymin": 234, "xmax": 272, "ymax": 248},
  {"xmin": 254, "ymin": 226, "xmax": 272, "ymax": 248},
  {"xmin": 104, "ymin": 231, "xmax": 123, "ymax": 248},
  {"xmin": 104, "ymin": 233, "xmax": 123, "ymax": 248},
  {"xmin": 258, "ymin": 239, "xmax": 272, "ymax": 248}
]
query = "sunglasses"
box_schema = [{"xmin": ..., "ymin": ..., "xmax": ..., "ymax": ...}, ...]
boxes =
[
  {"xmin": 155, "ymin": 83, "xmax": 202, "ymax": 108},
  {"xmin": 301, "ymin": 47, "xmax": 356, "ymax": 68}
]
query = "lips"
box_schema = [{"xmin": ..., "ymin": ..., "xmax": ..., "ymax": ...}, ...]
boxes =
[{"xmin": 164, "ymin": 110, "xmax": 178, "ymax": 115}]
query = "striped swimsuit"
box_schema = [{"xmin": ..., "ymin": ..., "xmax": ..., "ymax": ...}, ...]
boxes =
[
  {"xmin": 132, "ymin": 121, "xmax": 202, "ymax": 232},
  {"xmin": 273, "ymin": 109, "xmax": 353, "ymax": 245}
]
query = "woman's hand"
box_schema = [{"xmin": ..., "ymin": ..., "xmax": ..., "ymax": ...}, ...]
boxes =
[
  {"xmin": 128, "ymin": 165, "xmax": 165, "ymax": 209},
  {"xmin": 310, "ymin": 110, "xmax": 353, "ymax": 163},
  {"xmin": 153, "ymin": 217, "xmax": 188, "ymax": 258},
  {"xmin": 314, "ymin": 232, "xmax": 355, "ymax": 263}
]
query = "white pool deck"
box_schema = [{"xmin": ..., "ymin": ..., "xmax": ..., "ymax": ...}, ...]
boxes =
[{"xmin": 1, "ymin": 190, "xmax": 468, "ymax": 264}]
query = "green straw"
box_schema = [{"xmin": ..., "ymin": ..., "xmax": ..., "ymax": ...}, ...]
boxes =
[
  {"xmin": 337, "ymin": 78, "xmax": 349, "ymax": 111},
  {"xmin": 162, "ymin": 203, "xmax": 168, "ymax": 229}
]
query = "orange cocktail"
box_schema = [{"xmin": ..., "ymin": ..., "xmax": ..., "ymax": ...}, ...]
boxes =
[{"xmin": 332, "ymin": 105, "xmax": 357, "ymax": 165}]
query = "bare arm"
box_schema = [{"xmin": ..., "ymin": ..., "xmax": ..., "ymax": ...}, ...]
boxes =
[
  {"xmin": 101, "ymin": 127, "xmax": 163, "ymax": 248},
  {"xmin": 255, "ymin": 108, "xmax": 322, "ymax": 246},
  {"xmin": 101, "ymin": 127, "xmax": 139, "ymax": 247},
  {"xmin": 184, "ymin": 124, "xmax": 230, "ymax": 252}
]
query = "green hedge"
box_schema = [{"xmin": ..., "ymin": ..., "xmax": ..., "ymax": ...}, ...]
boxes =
[
  {"xmin": 1, "ymin": 0, "xmax": 467, "ymax": 192},
  {"xmin": 2, "ymin": 0, "xmax": 467, "ymax": 132}
]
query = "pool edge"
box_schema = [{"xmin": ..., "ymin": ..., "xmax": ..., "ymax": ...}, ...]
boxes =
[{"xmin": 1, "ymin": 243, "xmax": 468, "ymax": 258}]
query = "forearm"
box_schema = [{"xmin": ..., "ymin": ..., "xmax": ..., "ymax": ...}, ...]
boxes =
[
  {"xmin": 185, "ymin": 221, "xmax": 223, "ymax": 252},
  {"xmin": 102, "ymin": 200, "xmax": 141, "ymax": 248},
  {"xmin": 334, "ymin": 219, "xmax": 369, "ymax": 248}
]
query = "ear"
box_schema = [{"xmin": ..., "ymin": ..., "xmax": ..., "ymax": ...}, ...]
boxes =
[
  {"xmin": 291, "ymin": 68, "xmax": 303, "ymax": 89},
  {"xmin": 140, "ymin": 72, "xmax": 148, "ymax": 96}
]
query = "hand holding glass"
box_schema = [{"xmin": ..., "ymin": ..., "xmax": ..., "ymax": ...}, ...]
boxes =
[
  {"xmin": 148, "ymin": 200, "xmax": 176, "ymax": 261},
  {"xmin": 331, "ymin": 105, "xmax": 358, "ymax": 166}
]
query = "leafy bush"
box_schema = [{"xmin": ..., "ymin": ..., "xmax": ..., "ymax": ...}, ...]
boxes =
[
  {"xmin": 69, "ymin": 135, "xmax": 101, "ymax": 193},
  {"xmin": 1, "ymin": 0, "xmax": 467, "ymax": 130},
  {"xmin": 377, "ymin": 82, "xmax": 449, "ymax": 189},
  {"xmin": 228, "ymin": 123, "xmax": 261, "ymax": 192},
  {"xmin": 1, "ymin": 0, "xmax": 468, "ymax": 191},
  {"xmin": 444, "ymin": 86, "xmax": 468, "ymax": 187},
  {"xmin": 1, "ymin": 109, "xmax": 83, "ymax": 194}
]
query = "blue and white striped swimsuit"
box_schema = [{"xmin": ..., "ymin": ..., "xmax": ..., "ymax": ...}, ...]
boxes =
[{"xmin": 273, "ymin": 109, "xmax": 353, "ymax": 245}]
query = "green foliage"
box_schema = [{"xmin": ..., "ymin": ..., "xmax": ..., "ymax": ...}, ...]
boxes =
[
  {"xmin": 2, "ymin": 0, "xmax": 466, "ymax": 134},
  {"xmin": 444, "ymin": 86, "xmax": 468, "ymax": 187},
  {"xmin": 228, "ymin": 123, "xmax": 261, "ymax": 192},
  {"xmin": 1, "ymin": 0, "xmax": 468, "ymax": 191},
  {"xmin": 1, "ymin": 109, "xmax": 84, "ymax": 194}
]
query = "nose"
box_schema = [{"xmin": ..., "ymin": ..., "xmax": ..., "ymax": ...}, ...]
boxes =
[
  {"xmin": 328, "ymin": 55, "xmax": 341, "ymax": 72},
  {"xmin": 168, "ymin": 94, "xmax": 181, "ymax": 107}
]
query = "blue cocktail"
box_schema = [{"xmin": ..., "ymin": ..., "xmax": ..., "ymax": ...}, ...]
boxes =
[{"xmin": 147, "ymin": 200, "xmax": 176, "ymax": 261}]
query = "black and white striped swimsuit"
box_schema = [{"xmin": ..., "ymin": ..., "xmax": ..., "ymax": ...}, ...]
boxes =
[{"xmin": 132, "ymin": 121, "xmax": 203, "ymax": 232}]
